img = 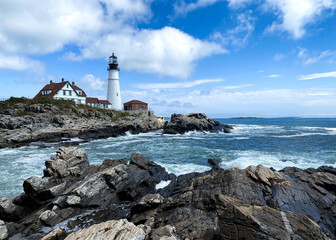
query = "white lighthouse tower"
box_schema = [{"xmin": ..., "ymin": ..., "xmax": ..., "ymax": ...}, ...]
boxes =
[{"xmin": 107, "ymin": 53, "xmax": 122, "ymax": 110}]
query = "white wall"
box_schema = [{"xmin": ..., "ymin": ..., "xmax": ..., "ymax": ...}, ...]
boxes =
[
  {"xmin": 107, "ymin": 69, "xmax": 122, "ymax": 110},
  {"xmin": 53, "ymin": 83, "xmax": 86, "ymax": 104}
]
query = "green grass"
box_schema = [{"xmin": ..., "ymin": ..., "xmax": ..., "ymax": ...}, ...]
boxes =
[
  {"xmin": 13, "ymin": 111, "xmax": 34, "ymax": 117},
  {"xmin": 0, "ymin": 97, "xmax": 125, "ymax": 115},
  {"xmin": 0, "ymin": 97, "xmax": 76, "ymax": 109},
  {"xmin": 111, "ymin": 111, "xmax": 131, "ymax": 121}
]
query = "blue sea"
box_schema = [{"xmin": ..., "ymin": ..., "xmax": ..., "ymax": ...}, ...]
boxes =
[{"xmin": 1, "ymin": 118, "xmax": 336, "ymax": 199}]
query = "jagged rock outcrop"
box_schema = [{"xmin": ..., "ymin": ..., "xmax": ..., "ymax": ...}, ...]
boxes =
[
  {"xmin": 0, "ymin": 147, "xmax": 335, "ymax": 239},
  {"xmin": 134, "ymin": 164, "xmax": 336, "ymax": 239},
  {"xmin": 0, "ymin": 102, "xmax": 167, "ymax": 149},
  {"xmin": 163, "ymin": 113, "xmax": 233, "ymax": 134},
  {"xmin": 0, "ymin": 147, "xmax": 172, "ymax": 239}
]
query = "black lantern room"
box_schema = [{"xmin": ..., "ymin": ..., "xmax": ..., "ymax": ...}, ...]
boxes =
[{"xmin": 108, "ymin": 53, "xmax": 120, "ymax": 71}]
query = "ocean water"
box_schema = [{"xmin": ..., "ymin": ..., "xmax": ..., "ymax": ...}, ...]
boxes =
[{"xmin": 1, "ymin": 118, "xmax": 336, "ymax": 199}]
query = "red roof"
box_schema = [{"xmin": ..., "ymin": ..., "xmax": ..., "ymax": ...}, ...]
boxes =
[
  {"xmin": 72, "ymin": 85, "xmax": 87, "ymax": 97},
  {"xmin": 34, "ymin": 80, "xmax": 87, "ymax": 99},
  {"xmin": 124, "ymin": 100, "xmax": 147, "ymax": 105},
  {"xmin": 86, "ymin": 98, "xmax": 111, "ymax": 105},
  {"xmin": 86, "ymin": 97, "xmax": 99, "ymax": 104},
  {"xmin": 98, "ymin": 100, "xmax": 111, "ymax": 105}
]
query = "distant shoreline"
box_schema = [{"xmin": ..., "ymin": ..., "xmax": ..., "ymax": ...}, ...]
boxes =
[{"xmin": 230, "ymin": 117, "xmax": 265, "ymax": 119}]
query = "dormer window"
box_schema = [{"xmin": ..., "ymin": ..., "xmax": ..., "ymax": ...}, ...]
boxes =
[{"xmin": 77, "ymin": 90, "xmax": 82, "ymax": 95}]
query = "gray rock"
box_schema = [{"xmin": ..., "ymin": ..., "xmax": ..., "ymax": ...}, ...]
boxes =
[
  {"xmin": 131, "ymin": 193, "xmax": 164, "ymax": 215},
  {"xmin": 41, "ymin": 227, "xmax": 66, "ymax": 240},
  {"xmin": 64, "ymin": 219, "xmax": 147, "ymax": 240},
  {"xmin": 0, "ymin": 198, "xmax": 26, "ymax": 222},
  {"xmin": 0, "ymin": 220, "xmax": 8, "ymax": 240},
  {"xmin": 39, "ymin": 210, "xmax": 59, "ymax": 226},
  {"xmin": 23, "ymin": 176, "xmax": 49, "ymax": 195},
  {"xmin": 163, "ymin": 113, "xmax": 233, "ymax": 134},
  {"xmin": 151, "ymin": 225, "xmax": 178, "ymax": 240}
]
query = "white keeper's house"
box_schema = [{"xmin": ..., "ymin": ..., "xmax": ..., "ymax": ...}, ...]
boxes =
[{"xmin": 34, "ymin": 78, "xmax": 112, "ymax": 109}]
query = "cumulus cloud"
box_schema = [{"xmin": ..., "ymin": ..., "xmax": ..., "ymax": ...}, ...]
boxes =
[
  {"xmin": 298, "ymin": 71, "xmax": 336, "ymax": 80},
  {"xmin": 77, "ymin": 74, "xmax": 105, "ymax": 91},
  {"xmin": 0, "ymin": 0, "xmax": 225, "ymax": 79},
  {"xmin": 67, "ymin": 27, "xmax": 225, "ymax": 78},
  {"xmin": 265, "ymin": 0, "xmax": 336, "ymax": 39},
  {"xmin": 0, "ymin": 54, "xmax": 46, "ymax": 81}
]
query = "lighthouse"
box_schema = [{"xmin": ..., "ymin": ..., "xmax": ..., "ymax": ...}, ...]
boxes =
[{"xmin": 107, "ymin": 53, "xmax": 122, "ymax": 110}]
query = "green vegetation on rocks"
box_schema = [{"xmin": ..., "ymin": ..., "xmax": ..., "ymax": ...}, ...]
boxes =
[{"xmin": 111, "ymin": 111, "xmax": 131, "ymax": 121}]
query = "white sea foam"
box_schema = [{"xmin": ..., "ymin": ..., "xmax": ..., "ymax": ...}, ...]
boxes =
[
  {"xmin": 161, "ymin": 163, "xmax": 211, "ymax": 176},
  {"xmin": 219, "ymin": 150, "xmax": 333, "ymax": 170},
  {"xmin": 155, "ymin": 180, "xmax": 171, "ymax": 190}
]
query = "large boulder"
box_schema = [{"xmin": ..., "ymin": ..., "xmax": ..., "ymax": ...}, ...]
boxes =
[
  {"xmin": 0, "ymin": 198, "xmax": 26, "ymax": 222},
  {"xmin": 163, "ymin": 113, "xmax": 233, "ymax": 134},
  {"xmin": 64, "ymin": 219, "xmax": 147, "ymax": 240},
  {"xmin": 44, "ymin": 146, "xmax": 89, "ymax": 178}
]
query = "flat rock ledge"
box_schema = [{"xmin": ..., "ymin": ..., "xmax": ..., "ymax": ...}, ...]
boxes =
[
  {"xmin": 0, "ymin": 147, "xmax": 335, "ymax": 240},
  {"xmin": 163, "ymin": 113, "xmax": 233, "ymax": 134}
]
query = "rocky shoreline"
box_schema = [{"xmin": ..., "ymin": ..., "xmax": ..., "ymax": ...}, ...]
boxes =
[
  {"xmin": 0, "ymin": 146, "xmax": 335, "ymax": 239},
  {"xmin": 0, "ymin": 101, "xmax": 232, "ymax": 149}
]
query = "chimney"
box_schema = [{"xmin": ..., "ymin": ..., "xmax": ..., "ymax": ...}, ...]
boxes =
[
  {"xmin": 61, "ymin": 78, "xmax": 64, "ymax": 82},
  {"xmin": 50, "ymin": 80, "xmax": 53, "ymax": 84},
  {"xmin": 72, "ymin": 81, "xmax": 75, "ymax": 86}
]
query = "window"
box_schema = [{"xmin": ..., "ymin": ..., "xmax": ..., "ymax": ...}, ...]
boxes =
[
  {"xmin": 63, "ymin": 90, "xmax": 66, "ymax": 95},
  {"xmin": 116, "ymin": 93, "xmax": 118, "ymax": 96},
  {"xmin": 78, "ymin": 90, "xmax": 82, "ymax": 95},
  {"xmin": 136, "ymin": 104, "xmax": 138, "ymax": 109},
  {"xmin": 69, "ymin": 91, "xmax": 72, "ymax": 96}
]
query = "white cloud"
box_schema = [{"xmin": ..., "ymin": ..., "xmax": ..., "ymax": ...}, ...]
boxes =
[
  {"xmin": 0, "ymin": 0, "xmax": 225, "ymax": 79},
  {"xmin": 174, "ymin": 0, "xmax": 252, "ymax": 16},
  {"xmin": 68, "ymin": 26, "xmax": 225, "ymax": 78},
  {"xmin": 297, "ymin": 48, "xmax": 336, "ymax": 65},
  {"xmin": 265, "ymin": 0, "xmax": 336, "ymax": 39},
  {"xmin": 267, "ymin": 74, "xmax": 281, "ymax": 78},
  {"xmin": 133, "ymin": 78, "xmax": 223, "ymax": 90},
  {"xmin": 212, "ymin": 10, "xmax": 255, "ymax": 48},
  {"xmin": 77, "ymin": 74, "xmax": 105, "ymax": 91},
  {"xmin": 174, "ymin": 0, "xmax": 221, "ymax": 16},
  {"xmin": 219, "ymin": 84, "xmax": 253, "ymax": 89},
  {"xmin": 298, "ymin": 71, "xmax": 336, "ymax": 80},
  {"xmin": 0, "ymin": 54, "xmax": 44, "ymax": 71},
  {"xmin": 0, "ymin": 54, "xmax": 46, "ymax": 81},
  {"xmin": 274, "ymin": 53, "xmax": 285, "ymax": 61}
]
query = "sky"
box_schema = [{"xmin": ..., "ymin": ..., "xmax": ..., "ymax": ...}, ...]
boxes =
[{"xmin": 0, "ymin": 0, "xmax": 336, "ymax": 117}]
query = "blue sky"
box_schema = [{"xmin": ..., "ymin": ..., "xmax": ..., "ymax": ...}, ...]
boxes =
[{"xmin": 0, "ymin": 0, "xmax": 336, "ymax": 117}]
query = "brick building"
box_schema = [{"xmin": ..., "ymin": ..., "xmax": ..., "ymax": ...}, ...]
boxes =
[{"xmin": 124, "ymin": 100, "xmax": 148, "ymax": 111}]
